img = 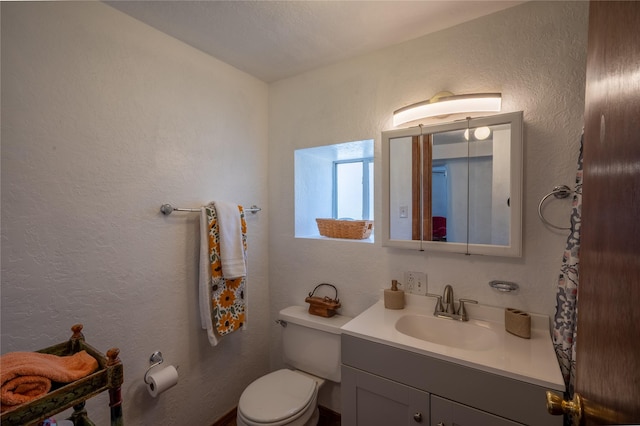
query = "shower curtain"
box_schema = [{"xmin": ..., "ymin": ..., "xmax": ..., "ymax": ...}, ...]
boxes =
[{"xmin": 552, "ymin": 133, "xmax": 583, "ymax": 396}]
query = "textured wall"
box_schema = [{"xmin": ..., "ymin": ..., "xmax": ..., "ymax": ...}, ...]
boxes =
[
  {"xmin": 269, "ymin": 1, "xmax": 588, "ymax": 410},
  {"xmin": 1, "ymin": 2, "xmax": 269, "ymax": 424}
]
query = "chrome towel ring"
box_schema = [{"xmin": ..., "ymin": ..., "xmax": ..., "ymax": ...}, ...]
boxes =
[{"xmin": 538, "ymin": 185, "xmax": 572, "ymax": 230}]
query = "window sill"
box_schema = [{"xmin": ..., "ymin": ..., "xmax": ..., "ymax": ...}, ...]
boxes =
[{"xmin": 296, "ymin": 235, "xmax": 374, "ymax": 243}]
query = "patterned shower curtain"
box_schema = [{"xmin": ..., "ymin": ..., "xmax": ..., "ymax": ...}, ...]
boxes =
[{"xmin": 552, "ymin": 134, "xmax": 583, "ymax": 397}]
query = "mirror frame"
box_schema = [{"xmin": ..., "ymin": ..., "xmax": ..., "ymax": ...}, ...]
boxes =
[{"xmin": 381, "ymin": 111, "xmax": 523, "ymax": 257}]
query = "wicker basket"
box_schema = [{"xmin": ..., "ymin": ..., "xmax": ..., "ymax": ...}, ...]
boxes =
[
  {"xmin": 316, "ymin": 218, "xmax": 373, "ymax": 239},
  {"xmin": 305, "ymin": 283, "xmax": 341, "ymax": 317}
]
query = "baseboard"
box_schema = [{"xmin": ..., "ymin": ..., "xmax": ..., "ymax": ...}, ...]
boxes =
[
  {"xmin": 212, "ymin": 407, "xmax": 237, "ymax": 426},
  {"xmin": 212, "ymin": 405, "xmax": 340, "ymax": 426},
  {"xmin": 318, "ymin": 405, "xmax": 341, "ymax": 425}
]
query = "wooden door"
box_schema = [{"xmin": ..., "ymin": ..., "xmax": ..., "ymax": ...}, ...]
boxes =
[
  {"xmin": 574, "ymin": 1, "xmax": 640, "ymax": 423},
  {"xmin": 411, "ymin": 135, "xmax": 433, "ymax": 241}
]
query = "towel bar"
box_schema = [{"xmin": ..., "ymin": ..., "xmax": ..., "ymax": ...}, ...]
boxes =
[
  {"xmin": 537, "ymin": 185, "xmax": 572, "ymax": 230},
  {"xmin": 160, "ymin": 203, "xmax": 261, "ymax": 215}
]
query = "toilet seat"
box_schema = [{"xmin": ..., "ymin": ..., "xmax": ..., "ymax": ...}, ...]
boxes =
[{"xmin": 238, "ymin": 369, "xmax": 318, "ymax": 426}]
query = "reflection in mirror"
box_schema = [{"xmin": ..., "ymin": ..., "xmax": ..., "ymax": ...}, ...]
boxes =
[
  {"xmin": 431, "ymin": 128, "xmax": 470, "ymax": 244},
  {"xmin": 468, "ymin": 123, "xmax": 512, "ymax": 246},
  {"xmin": 382, "ymin": 112, "xmax": 523, "ymax": 257},
  {"xmin": 389, "ymin": 135, "xmax": 413, "ymax": 240}
]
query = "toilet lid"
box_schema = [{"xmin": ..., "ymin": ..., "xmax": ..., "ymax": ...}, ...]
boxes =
[{"xmin": 239, "ymin": 369, "xmax": 317, "ymax": 424}]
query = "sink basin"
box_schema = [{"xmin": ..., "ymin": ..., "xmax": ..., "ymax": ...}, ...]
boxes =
[{"xmin": 395, "ymin": 314, "xmax": 499, "ymax": 351}]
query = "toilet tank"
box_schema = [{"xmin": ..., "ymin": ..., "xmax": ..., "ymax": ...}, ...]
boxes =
[{"xmin": 279, "ymin": 306, "xmax": 352, "ymax": 383}]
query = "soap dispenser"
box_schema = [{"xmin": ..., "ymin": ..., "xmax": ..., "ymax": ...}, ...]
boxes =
[{"xmin": 384, "ymin": 280, "xmax": 405, "ymax": 310}]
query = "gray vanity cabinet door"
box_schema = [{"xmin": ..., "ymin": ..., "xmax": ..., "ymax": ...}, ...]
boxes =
[
  {"xmin": 430, "ymin": 395, "xmax": 523, "ymax": 426},
  {"xmin": 342, "ymin": 365, "xmax": 430, "ymax": 426}
]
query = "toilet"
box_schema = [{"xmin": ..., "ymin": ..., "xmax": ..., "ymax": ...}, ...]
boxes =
[{"xmin": 237, "ymin": 306, "xmax": 352, "ymax": 426}]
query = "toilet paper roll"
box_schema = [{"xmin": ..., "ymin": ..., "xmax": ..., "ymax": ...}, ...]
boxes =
[{"xmin": 146, "ymin": 365, "xmax": 179, "ymax": 397}]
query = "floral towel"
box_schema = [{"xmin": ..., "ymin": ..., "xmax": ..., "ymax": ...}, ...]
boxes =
[{"xmin": 205, "ymin": 204, "xmax": 247, "ymax": 336}]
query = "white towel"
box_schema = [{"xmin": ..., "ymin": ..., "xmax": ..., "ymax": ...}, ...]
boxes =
[
  {"xmin": 214, "ymin": 201, "xmax": 247, "ymax": 279},
  {"xmin": 199, "ymin": 206, "xmax": 220, "ymax": 346}
]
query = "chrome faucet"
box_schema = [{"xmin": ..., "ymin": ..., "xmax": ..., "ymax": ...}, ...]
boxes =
[
  {"xmin": 442, "ymin": 285, "xmax": 455, "ymax": 314},
  {"xmin": 427, "ymin": 285, "xmax": 477, "ymax": 321}
]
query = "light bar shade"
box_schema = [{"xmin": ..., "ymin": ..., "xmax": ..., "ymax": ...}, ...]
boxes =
[{"xmin": 393, "ymin": 93, "xmax": 502, "ymax": 126}]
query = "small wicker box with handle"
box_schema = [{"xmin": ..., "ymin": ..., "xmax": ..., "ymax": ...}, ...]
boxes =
[{"xmin": 305, "ymin": 283, "xmax": 341, "ymax": 317}]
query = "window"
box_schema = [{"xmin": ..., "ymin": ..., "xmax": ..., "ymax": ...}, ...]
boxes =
[
  {"xmin": 295, "ymin": 139, "xmax": 374, "ymax": 240},
  {"xmin": 334, "ymin": 158, "xmax": 373, "ymax": 220}
]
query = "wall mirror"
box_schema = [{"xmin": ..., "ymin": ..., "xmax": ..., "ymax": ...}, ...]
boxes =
[{"xmin": 381, "ymin": 111, "xmax": 523, "ymax": 256}]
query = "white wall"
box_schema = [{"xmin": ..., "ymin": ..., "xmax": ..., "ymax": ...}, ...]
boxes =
[
  {"xmin": 294, "ymin": 149, "xmax": 334, "ymax": 237},
  {"xmin": 269, "ymin": 1, "xmax": 588, "ymax": 411},
  {"xmin": 1, "ymin": 2, "xmax": 270, "ymax": 424}
]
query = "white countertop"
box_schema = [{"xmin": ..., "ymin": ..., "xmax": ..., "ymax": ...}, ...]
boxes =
[{"xmin": 340, "ymin": 293, "xmax": 566, "ymax": 391}]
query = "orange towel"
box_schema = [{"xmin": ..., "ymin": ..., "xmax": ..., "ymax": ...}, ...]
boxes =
[{"xmin": 0, "ymin": 350, "xmax": 98, "ymax": 410}]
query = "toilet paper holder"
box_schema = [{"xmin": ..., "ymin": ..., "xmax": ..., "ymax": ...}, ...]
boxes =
[{"xmin": 144, "ymin": 351, "xmax": 164, "ymax": 384}]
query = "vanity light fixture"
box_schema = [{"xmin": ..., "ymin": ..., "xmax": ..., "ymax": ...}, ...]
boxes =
[
  {"xmin": 393, "ymin": 92, "xmax": 502, "ymax": 126},
  {"xmin": 464, "ymin": 126, "xmax": 492, "ymax": 141},
  {"xmin": 474, "ymin": 126, "xmax": 492, "ymax": 140}
]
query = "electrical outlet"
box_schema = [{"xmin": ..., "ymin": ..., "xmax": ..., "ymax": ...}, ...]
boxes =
[{"xmin": 404, "ymin": 271, "xmax": 427, "ymax": 295}]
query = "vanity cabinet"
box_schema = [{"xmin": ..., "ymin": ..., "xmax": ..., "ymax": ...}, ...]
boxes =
[
  {"xmin": 430, "ymin": 395, "xmax": 521, "ymax": 426},
  {"xmin": 342, "ymin": 366, "xmax": 429, "ymax": 426},
  {"xmin": 341, "ymin": 335, "xmax": 560, "ymax": 426}
]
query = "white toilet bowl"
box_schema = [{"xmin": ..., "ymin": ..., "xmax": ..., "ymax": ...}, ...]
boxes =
[
  {"xmin": 236, "ymin": 369, "xmax": 322, "ymax": 426},
  {"xmin": 236, "ymin": 306, "xmax": 352, "ymax": 426}
]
